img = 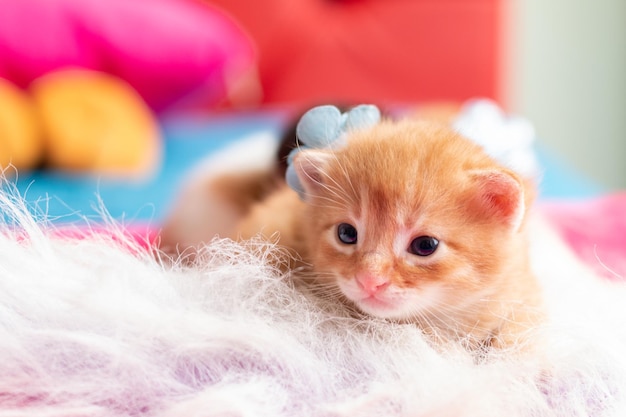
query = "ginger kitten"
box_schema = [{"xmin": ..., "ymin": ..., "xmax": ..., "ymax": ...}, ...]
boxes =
[{"xmin": 161, "ymin": 108, "xmax": 543, "ymax": 350}]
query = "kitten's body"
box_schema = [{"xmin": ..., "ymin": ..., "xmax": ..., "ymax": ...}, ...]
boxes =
[{"xmin": 161, "ymin": 118, "xmax": 543, "ymax": 349}]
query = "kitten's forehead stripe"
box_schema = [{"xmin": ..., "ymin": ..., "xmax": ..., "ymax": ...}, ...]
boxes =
[{"xmin": 366, "ymin": 187, "xmax": 395, "ymax": 224}]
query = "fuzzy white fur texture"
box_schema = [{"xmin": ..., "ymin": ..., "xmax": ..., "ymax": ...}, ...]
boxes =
[{"xmin": 1, "ymin": 181, "xmax": 626, "ymax": 417}]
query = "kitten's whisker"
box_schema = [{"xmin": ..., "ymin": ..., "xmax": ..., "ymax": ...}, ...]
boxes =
[
  {"xmin": 328, "ymin": 149, "xmax": 359, "ymax": 206},
  {"xmin": 413, "ymin": 300, "xmax": 487, "ymax": 337},
  {"xmin": 306, "ymin": 179, "xmax": 353, "ymax": 211},
  {"xmin": 307, "ymin": 196, "xmax": 350, "ymax": 211},
  {"xmin": 298, "ymin": 152, "xmax": 354, "ymax": 209}
]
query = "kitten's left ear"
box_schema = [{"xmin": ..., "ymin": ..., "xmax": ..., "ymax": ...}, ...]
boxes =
[
  {"xmin": 469, "ymin": 169, "xmax": 526, "ymax": 231},
  {"xmin": 286, "ymin": 149, "xmax": 333, "ymax": 200}
]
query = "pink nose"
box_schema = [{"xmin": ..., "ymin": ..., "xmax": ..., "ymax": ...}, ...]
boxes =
[{"xmin": 355, "ymin": 272, "xmax": 390, "ymax": 295}]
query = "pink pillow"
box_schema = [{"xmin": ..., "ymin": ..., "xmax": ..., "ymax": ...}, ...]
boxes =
[
  {"xmin": 541, "ymin": 193, "xmax": 626, "ymax": 280},
  {"xmin": 0, "ymin": 0, "xmax": 255, "ymax": 111}
]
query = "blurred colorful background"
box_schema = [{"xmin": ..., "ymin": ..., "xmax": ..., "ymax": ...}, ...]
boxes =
[{"xmin": 0, "ymin": 0, "xmax": 623, "ymax": 249}]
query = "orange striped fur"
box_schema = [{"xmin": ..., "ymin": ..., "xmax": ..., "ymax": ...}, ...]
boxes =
[{"xmin": 164, "ymin": 119, "xmax": 544, "ymax": 349}]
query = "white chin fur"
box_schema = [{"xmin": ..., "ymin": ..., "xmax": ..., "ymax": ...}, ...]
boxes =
[
  {"xmin": 353, "ymin": 296, "xmax": 406, "ymax": 319},
  {"xmin": 1, "ymin": 186, "xmax": 626, "ymax": 417},
  {"xmin": 339, "ymin": 281, "xmax": 434, "ymax": 320}
]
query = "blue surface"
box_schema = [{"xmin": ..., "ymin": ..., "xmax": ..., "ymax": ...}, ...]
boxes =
[
  {"xmin": 6, "ymin": 111, "xmax": 602, "ymax": 226},
  {"xmin": 9, "ymin": 111, "xmax": 287, "ymax": 225},
  {"xmin": 535, "ymin": 142, "xmax": 605, "ymax": 199}
]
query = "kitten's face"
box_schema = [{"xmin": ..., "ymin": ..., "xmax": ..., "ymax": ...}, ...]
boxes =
[{"xmin": 293, "ymin": 121, "xmax": 529, "ymax": 329}]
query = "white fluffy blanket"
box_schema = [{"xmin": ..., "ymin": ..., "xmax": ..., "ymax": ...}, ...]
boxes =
[{"xmin": 1, "ymin": 185, "xmax": 626, "ymax": 417}]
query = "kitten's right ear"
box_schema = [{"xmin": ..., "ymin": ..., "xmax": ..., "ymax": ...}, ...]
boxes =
[{"xmin": 289, "ymin": 149, "xmax": 333, "ymax": 200}]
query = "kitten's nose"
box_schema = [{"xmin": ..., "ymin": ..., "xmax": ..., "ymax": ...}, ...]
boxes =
[{"xmin": 355, "ymin": 272, "xmax": 389, "ymax": 295}]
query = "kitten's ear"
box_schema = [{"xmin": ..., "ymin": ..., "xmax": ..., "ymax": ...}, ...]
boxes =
[
  {"xmin": 291, "ymin": 150, "xmax": 333, "ymax": 199},
  {"xmin": 469, "ymin": 169, "xmax": 526, "ymax": 230}
]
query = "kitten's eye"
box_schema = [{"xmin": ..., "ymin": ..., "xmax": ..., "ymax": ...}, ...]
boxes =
[
  {"xmin": 409, "ymin": 236, "xmax": 439, "ymax": 256},
  {"xmin": 337, "ymin": 223, "xmax": 358, "ymax": 245}
]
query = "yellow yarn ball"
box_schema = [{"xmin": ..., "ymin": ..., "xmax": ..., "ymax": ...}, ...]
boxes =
[
  {"xmin": 30, "ymin": 70, "xmax": 161, "ymax": 177},
  {"xmin": 0, "ymin": 77, "xmax": 43, "ymax": 172}
]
